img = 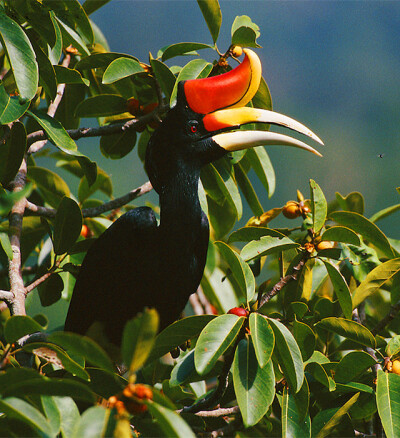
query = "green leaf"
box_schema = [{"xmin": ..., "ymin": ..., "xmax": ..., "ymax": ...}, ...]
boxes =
[
  {"xmin": 0, "ymin": 231, "xmax": 12, "ymax": 260},
  {"xmin": 78, "ymin": 168, "xmax": 112, "ymax": 202},
  {"xmin": 293, "ymin": 318, "xmax": 315, "ymax": 362},
  {"xmin": 147, "ymin": 402, "xmax": 195, "ymax": 438},
  {"xmin": 305, "ymin": 361, "xmax": 334, "ymax": 390},
  {"xmin": 252, "ymin": 76, "xmax": 273, "ymax": 113},
  {"xmin": 121, "ymin": 309, "xmax": 159, "ymax": 373},
  {"xmin": 321, "ymin": 226, "xmax": 361, "ymax": 246},
  {"xmin": 83, "ymin": 0, "xmax": 112, "ymax": 15},
  {"xmin": 282, "ymin": 386, "xmax": 311, "ymax": 438},
  {"xmin": 54, "ymin": 66, "xmax": 90, "ymax": 87},
  {"xmin": 72, "ymin": 406, "xmax": 108, "ymax": 438},
  {"xmin": 322, "ymin": 260, "xmax": 352, "ymax": 319},
  {"xmin": 386, "ymin": 335, "xmax": 400, "ymax": 357},
  {"xmin": 161, "ymin": 42, "xmax": 212, "ymax": 62},
  {"xmin": 335, "ymin": 191, "xmax": 364, "ymax": 214},
  {"xmin": 75, "ymin": 94, "xmax": 128, "ymax": 118},
  {"xmin": 49, "ymin": 11, "xmax": 63, "ymax": 64},
  {"xmin": 0, "ymin": 397, "xmax": 53, "ymax": 436},
  {"xmin": 28, "ymin": 166, "xmax": 70, "ymax": 208},
  {"xmin": 0, "ymin": 121, "xmax": 26, "ymax": 185},
  {"xmin": 352, "ymin": 258, "xmax": 400, "ymax": 308},
  {"xmin": 335, "ymin": 351, "xmax": 376, "ymax": 383},
  {"xmin": 196, "ymin": 0, "xmax": 222, "ymax": 43},
  {"xmin": 228, "ymin": 226, "xmax": 285, "ymax": 243},
  {"xmin": 41, "ymin": 396, "xmax": 61, "ymax": 437},
  {"xmin": 234, "ymin": 162, "xmax": 264, "ymax": 216},
  {"xmin": 310, "ymin": 179, "xmax": 327, "ymax": 234},
  {"xmin": 4, "ymin": 315, "xmax": 45, "ymax": 344},
  {"xmin": 33, "ymin": 40, "xmax": 57, "ymax": 100},
  {"xmin": 100, "ymin": 128, "xmax": 137, "ymax": 159},
  {"xmin": 150, "ymin": 59, "xmax": 176, "ymax": 101},
  {"xmin": 0, "ymin": 82, "xmax": 29, "ymax": 123},
  {"xmin": 146, "ymin": 315, "xmax": 215, "ymax": 363},
  {"xmin": 0, "ymin": 13, "xmax": 38, "ymax": 100},
  {"xmin": 370, "ymin": 204, "xmax": 400, "ymax": 223},
  {"xmin": 76, "ymin": 52, "xmax": 138, "ymax": 71},
  {"xmin": 233, "ymin": 338, "xmax": 275, "ymax": 427},
  {"xmin": 102, "ymin": 57, "xmax": 144, "ymax": 84},
  {"xmin": 314, "ymin": 393, "xmax": 360, "ymax": 438},
  {"xmin": 55, "ymin": 16, "xmax": 90, "ymax": 56},
  {"xmin": 268, "ymin": 318, "xmax": 304, "ymax": 393},
  {"xmin": 249, "ymin": 313, "xmax": 274, "ymax": 368},
  {"xmin": 245, "ymin": 147, "xmax": 275, "ymax": 197},
  {"xmin": 315, "ymin": 317, "xmax": 376, "ymax": 348},
  {"xmin": 53, "ymin": 397, "xmax": 80, "ymax": 438},
  {"xmin": 48, "ymin": 331, "xmax": 114, "ymax": 373},
  {"xmin": 54, "ymin": 197, "xmax": 83, "ymax": 254},
  {"xmin": 215, "ymin": 241, "xmax": 255, "ymax": 302},
  {"xmin": 377, "ymin": 370, "xmax": 400, "ymax": 438},
  {"xmin": 195, "ymin": 314, "xmax": 245, "ymax": 375},
  {"xmin": 38, "ymin": 273, "xmax": 64, "ymax": 307},
  {"xmin": 241, "ymin": 235, "xmax": 299, "ymax": 262},
  {"xmin": 170, "ymin": 59, "xmax": 212, "ymax": 106},
  {"xmin": 231, "ymin": 15, "xmax": 261, "ymax": 48},
  {"xmin": 330, "ymin": 211, "xmax": 395, "ymax": 259}
]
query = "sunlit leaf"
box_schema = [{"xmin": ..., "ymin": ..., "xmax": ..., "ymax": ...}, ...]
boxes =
[
  {"xmin": 323, "ymin": 260, "xmax": 352, "ymax": 319},
  {"xmin": 150, "ymin": 59, "xmax": 176, "ymax": 101},
  {"xmin": 72, "ymin": 406, "xmax": 108, "ymax": 438},
  {"xmin": 245, "ymin": 147, "xmax": 275, "ymax": 197},
  {"xmin": 234, "ymin": 162, "xmax": 264, "ymax": 216},
  {"xmin": 147, "ymin": 402, "xmax": 195, "ymax": 438},
  {"xmin": 249, "ymin": 313, "xmax": 274, "ymax": 368},
  {"xmin": 75, "ymin": 94, "xmax": 128, "ymax": 117},
  {"xmin": 293, "ymin": 318, "xmax": 315, "ymax": 362},
  {"xmin": 102, "ymin": 57, "xmax": 144, "ymax": 84},
  {"xmin": 161, "ymin": 42, "xmax": 212, "ymax": 62},
  {"xmin": 282, "ymin": 386, "xmax": 311, "ymax": 438},
  {"xmin": 228, "ymin": 226, "xmax": 285, "ymax": 243},
  {"xmin": 321, "ymin": 226, "xmax": 361, "ymax": 246},
  {"xmin": 54, "ymin": 66, "xmax": 90, "ymax": 87},
  {"xmin": 377, "ymin": 370, "xmax": 400, "ymax": 438},
  {"xmin": 335, "ymin": 351, "xmax": 376, "ymax": 383},
  {"xmin": 231, "ymin": 15, "xmax": 261, "ymax": 48},
  {"xmin": 0, "ymin": 82, "xmax": 29, "ymax": 124},
  {"xmin": 241, "ymin": 235, "xmax": 299, "ymax": 262},
  {"xmin": 310, "ymin": 179, "xmax": 327, "ymax": 234},
  {"xmin": 196, "ymin": 0, "xmax": 222, "ymax": 43}
]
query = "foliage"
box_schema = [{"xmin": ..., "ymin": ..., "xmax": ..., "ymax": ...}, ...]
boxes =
[{"xmin": 0, "ymin": 0, "xmax": 400, "ymax": 436}]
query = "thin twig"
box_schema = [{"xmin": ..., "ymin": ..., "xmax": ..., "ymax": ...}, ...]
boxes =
[
  {"xmin": 195, "ymin": 406, "xmax": 239, "ymax": 417},
  {"xmin": 24, "ymin": 272, "xmax": 52, "ymax": 295},
  {"xmin": 258, "ymin": 253, "xmax": 309, "ymax": 308},
  {"xmin": 371, "ymin": 300, "xmax": 400, "ymax": 336},
  {"xmin": 25, "ymin": 181, "xmax": 153, "ymax": 219}
]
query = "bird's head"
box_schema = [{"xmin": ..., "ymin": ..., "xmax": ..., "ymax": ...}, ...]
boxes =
[{"xmin": 145, "ymin": 49, "xmax": 323, "ymax": 193}]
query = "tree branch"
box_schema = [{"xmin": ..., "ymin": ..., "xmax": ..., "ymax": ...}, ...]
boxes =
[
  {"xmin": 195, "ymin": 406, "xmax": 239, "ymax": 417},
  {"xmin": 258, "ymin": 252, "xmax": 309, "ymax": 308},
  {"xmin": 371, "ymin": 299, "xmax": 400, "ymax": 336},
  {"xmin": 25, "ymin": 181, "xmax": 153, "ymax": 219},
  {"xmin": 24, "ymin": 272, "xmax": 52, "ymax": 295}
]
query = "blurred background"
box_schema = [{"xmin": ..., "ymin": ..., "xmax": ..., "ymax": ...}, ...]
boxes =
[{"xmin": 75, "ymin": 1, "xmax": 400, "ymax": 237}]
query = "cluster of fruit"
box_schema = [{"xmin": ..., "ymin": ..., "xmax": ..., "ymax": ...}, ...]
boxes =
[{"xmin": 108, "ymin": 383, "xmax": 153, "ymax": 415}]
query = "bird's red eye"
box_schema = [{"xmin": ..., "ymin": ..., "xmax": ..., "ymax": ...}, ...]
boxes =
[{"xmin": 190, "ymin": 125, "xmax": 197, "ymax": 133}]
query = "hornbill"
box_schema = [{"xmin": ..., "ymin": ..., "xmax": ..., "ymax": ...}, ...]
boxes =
[{"xmin": 64, "ymin": 49, "xmax": 322, "ymax": 346}]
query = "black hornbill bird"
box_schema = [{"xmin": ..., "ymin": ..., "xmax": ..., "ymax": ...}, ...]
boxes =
[{"xmin": 64, "ymin": 50, "xmax": 322, "ymax": 346}]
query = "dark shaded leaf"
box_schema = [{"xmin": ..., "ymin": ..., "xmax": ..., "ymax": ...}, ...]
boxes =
[
  {"xmin": 38, "ymin": 273, "xmax": 63, "ymax": 307},
  {"xmin": 0, "ymin": 121, "xmax": 26, "ymax": 185},
  {"xmin": 0, "ymin": 82, "xmax": 29, "ymax": 123},
  {"xmin": 53, "ymin": 197, "xmax": 83, "ymax": 254},
  {"xmin": 147, "ymin": 402, "xmax": 195, "ymax": 438},
  {"xmin": 75, "ymin": 94, "xmax": 128, "ymax": 117},
  {"xmin": 323, "ymin": 260, "xmax": 352, "ymax": 319},
  {"xmin": 4, "ymin": 315, "xmax": 45, "ymax": 344},
  {"xmin": 161, "ymin": 42, "xmax": 212, "ymax": 62},
  {"xmin": 249, "ymin": 313, "xmax": 274, "ymax": 368},
  {"xmin": 335, "ymin": 351, "xmax": 376, "ymax": 383},
  {"xmin": 100, "ymin": 128, "xmax": 137, "ymax": 159}
]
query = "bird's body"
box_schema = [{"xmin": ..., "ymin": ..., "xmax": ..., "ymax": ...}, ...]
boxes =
[{"xmin": 64, "ymin": 49, "xmax": 322, "ymax": 346}]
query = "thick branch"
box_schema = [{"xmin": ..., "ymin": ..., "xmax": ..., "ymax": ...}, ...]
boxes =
[
  {"xmin": 8, "ymin": 160, "xmax": 28, "ymax": 316},
  {"xmin": 25, "ymin": 181, "xmax": 153, "ymax": 219}
]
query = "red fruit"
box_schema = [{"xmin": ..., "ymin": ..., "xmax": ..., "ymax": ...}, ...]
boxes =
[
  {"xmin": 142, "ymin": 102, "xmax": 159, "ymax": 115},
  {"xmin": 80, "ymin": 224, "xmax": 90, "ymax": 238},
  {"xmin": 133, "ymin": 384, "xmax": 153, "ymax": 400},
  {"xmin": 126, "ymin": 98, "xmax": 140, "ymax": 116},
  {"xmin": 228, "ymin": 307, "xmax": 248, "ymax": 317}
]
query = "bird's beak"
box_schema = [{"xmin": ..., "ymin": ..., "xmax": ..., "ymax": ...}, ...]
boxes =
[{"xmin": 184, "ymin": 49, "xmax": 323, "ymax": 156}]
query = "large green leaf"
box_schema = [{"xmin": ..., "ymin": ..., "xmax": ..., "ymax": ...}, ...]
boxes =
[
  {"xmin": 231, "ymin": 15, "xmax": 261, "ymax": 48},
  {"xmin": 293, "ymin": 318, "xmax": 315, "ymax": 362},
  {"xmin": 0, "ymin": 121, "xmax": 26, "ymax": 185},
  {"xmin": 335, "ymin": 191, "xmax": 364, "ymax": 214},
  {"xmin": 4, "ymin": 315, "xmax": 45, "ymax": 344},
  {"xmin": 102, "ymin": 57, "xmax": 144, "ymax": 84},
  {"xmin": 233, "ymin": 338, "xmax": 275, "ymax": 427},
  {"xmin": 41, "ymin": 396, "xmax": 61, "ymax": 437},
  {"xmin": 161, "ymin": 42, "xmax": 212, "ymax": 62},
  {"xmin": 150, "ymin": 59, "xmax": 176, "ymax": 101},
  {"xmin": 194, "ymin": 314, "xmax": 244, "ymax": 375},
  {"xmin": 49, "ymin": 331, "xmax": 114, "ymax": 373},
  {"xmin": 74, "ymin": 94, "xmax": 128, "ymax": 118},
  {"xmin": 147, "ymin": 402, "xmax": 195, "ymax": 438},
  {"xmin": 282, "ymin": 387, "xmax": 311, "ymax": 438},
  {"xmin": 245, "ymin": 147, "xmax": 275, "ymax": 197},
  {"xmin": 32, "ymin": 39, "xmax": 57, "ymax": 101},
  {"xmin": 72, "ymin": 406, "xmax": 107, "ymax": 438},
  {"xmin": 53, "ymin": 397, "xmax": 80, "ymax": 438},
  {"xmin": 310, "ymin": 179, "xmax": 327, "ymax": 234},
  {"xmin": 234, "ymin": 162, "xmax": 264, "ymax": 216},
  {"xmin": 241, "ymin": 235, "xmax": 299, "ymax": 262},
  {"xmin": 170, "ymin": 59, "xmax": 212, "ymax": 106},
  {"xmin": 249, "ymin": 313, "xmax": 274, "ymax": 368},
  {"xmin": 315, "ymin": 317, "xmax": 376, "ymax": 348},
  {"xmin": 321, "ymin": 226, "xmax": 361, "ymax": 246},
  {"xmin": 0, "ymin": 82, "xmax": 30, "ymax": 123},
  {"xmin": 377, "ymin": 370, "xmax": 400, "ymax": 438},
  {"xmin": 370, "ymin": 204, "xmax": 400, "ymax": 223},
  {"xmin": 78, "ymin": 168, "xmax": 112, "ymax": 203},
  {"xmin": 28, "ymin": 166, "xmax": 70, "ymax": 208},
  {"xmin": 330, "ymin": 211, "xmax": 395, "ymax": 259},
  {"xmin": 196, "ymin": 0, "xmax": 222, "ymax": 43},
  {"xmin": 83, "ymin": 0, "xmax": 112, "ymax": 15},
  {"xmin": 146, "ymin": 315, "xmax": 215, "ymax": 363},
  {"xmin": 352, "ymin": 258, "xmax": 400, "ymax": 308},
  {"xmin": 322, "ymin": 260, "xmax": 352, "ymax": 319},
  {"xmin": 335, "ymin": 351, "xmax": 376, "ymax": 383},
  {"xmin": 228, "ymin": 226, "xmax": 285, "ymax": 243},
  {"xmin": 55, "ymin": 16, "xmax": 90, "ymax": 56},
  {"xmin": 268, "ymin": 318, "xmax": 304, "ymax": 393},
  {"xmin": 53, "ymin": 197, "xmax": 83, "ymax": 255},
  {"xmin": 121, "ymin": 308, "xmax": 159, "ymax": 373},
  {"xmin": 0, "ymin": 13, "xmax": 38, "ymax": 100},
  {"xmin": 54, "ymin": 66, "xmax": 90, "ymax": 87},
  {"xmin": 0, "ymin": 397, "xmax": 53, "ymax": 436},
  {"xmin": 38, "ymin": 273, "xmax": 64, "ymax": 307},
  {"xmin": 386, "ymin": 335, "xmax": 400, "ymax": 357},
  {"xmin": 76, "ymin": 52, "xmax": 138, "ymax": 71},
  {"xmin": 100, "ymin": 128, "xmax": 137, "ymax": 159},
  {"xmin": 313, "ymin": 393, "xmax": 360, "ymax": 438},
  {"xmin": 215, "ymin": 241, "xmax": 255, "ymax": 302}
]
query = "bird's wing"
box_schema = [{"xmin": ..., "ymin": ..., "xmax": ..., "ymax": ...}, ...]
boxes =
[{"xmin": 64, "ymin": 206, "xmax": 158, "ymax": 345}]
